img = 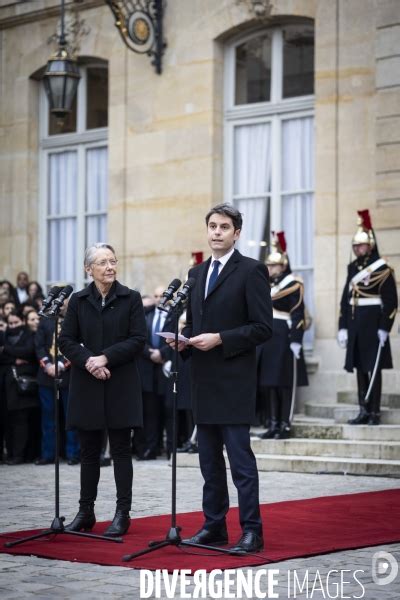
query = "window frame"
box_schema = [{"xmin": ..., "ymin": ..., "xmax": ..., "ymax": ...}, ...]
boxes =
[
  {"xmin": 224, "ymin": 26, "xmax": 315, "ymax": 346},
  {"xmin": 38, "ymin": 64, "xmax": 108, "ymax": 291}
]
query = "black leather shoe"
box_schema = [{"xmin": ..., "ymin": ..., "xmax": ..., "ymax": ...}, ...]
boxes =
[
  {"xmin": 35, "ymin": 458, "xmax": 54, "ymax": 465},
  {"xmin": 136, "ymin": 449, "xmax": 157, "ymax": 461},
  {"xmin": 6, "ymin": 457, "xmax": 24, "ymax": 465},
  {"xmin": 64, "ymin": 507, "xmax": 96, "ymax": 532},
  {"xmin": 258, "ymin": 420, "xmax": 279, "ymax": 439},
  {"xmin": 183, "ymin": 526, "xmax": 228, "ymax": 546},
  {"xmin": 368, "ymin": 413, "xmax": 381, "ymax": 425},
  {"xmin": 348, "ymin": 409, "xmax": 370, "ymax": 425},
  {"xmin": 67, "ymin": 457, "xmax": 80, "ymax": 465},
  {"xmin": 230, "ymin": 531, "xmax": 264, "ymax": 553},
  {"xmin": 274, "ymin": 423, "xmax": 291, "ymax": 440},
  {"xmin": 104, "ymin": 510, "xmax": 131, "ymax": 537}
]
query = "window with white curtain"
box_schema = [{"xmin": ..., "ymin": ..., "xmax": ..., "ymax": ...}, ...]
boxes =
[
  {"xmin": 39, "ymin": 63, "xmax": 108, "ymax": 291},
  {"xmin": 224, "ymin": 23, "xmax": 315, "ymax": 346}
]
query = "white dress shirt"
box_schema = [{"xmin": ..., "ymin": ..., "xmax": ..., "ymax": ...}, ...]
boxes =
[{"xmin": 204, "ymin": 247, "xmax": 235, "ymax": 298}]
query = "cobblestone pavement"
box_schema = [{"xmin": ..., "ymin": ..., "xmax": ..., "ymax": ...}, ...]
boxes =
[{"xmin": 0, "ymin": 459, "xmax": 399, "ymax": 599}]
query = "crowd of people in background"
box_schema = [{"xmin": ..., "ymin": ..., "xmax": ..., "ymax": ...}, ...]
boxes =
[{"xmin": 0, "ymin": 272, "xmax": 197, "ymax": 466}]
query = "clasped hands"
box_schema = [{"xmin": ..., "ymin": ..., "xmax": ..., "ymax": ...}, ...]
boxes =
[
  {"xmin": 166, "ymin": 333, "xmax": 222, "ymax": 352},
  {"xmin": 85, "ymin": 354, "xmax": 110, "ymax": 380}
]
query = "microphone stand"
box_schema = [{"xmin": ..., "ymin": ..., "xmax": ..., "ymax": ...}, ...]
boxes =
[
  {"xmin": 4, "ymin": 303, "xmax": 122, "ymax": 549},
  {"xmin": 122, "ymin": 301, "xmax": 242, "ymax": 561}
]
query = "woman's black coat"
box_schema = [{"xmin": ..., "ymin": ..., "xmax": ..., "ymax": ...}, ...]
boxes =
[{"xmin": 59, "ymin": 281, "xmax": 146, "ymax": 430}]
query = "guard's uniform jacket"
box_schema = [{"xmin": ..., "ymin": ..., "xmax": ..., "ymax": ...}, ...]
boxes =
[
  {"xmin": 339, "ymin": 251, "xmax": 397, "ymax": 372},
  {"xmin": 258, "ymin": 271, "xmax": 308, "ymax": 388}
]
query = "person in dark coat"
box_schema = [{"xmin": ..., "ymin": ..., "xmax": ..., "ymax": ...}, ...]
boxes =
[
  {"xmin": 258, "ymin": 232, "xmax": 308, "ymax": 440},
  {"xmin": 59, "ymin": 243, "xmax": 146, "ymax": 537},
  {"xmin": 338, "ymin": 210, "xmax": 398, "ymax": 425},
  {"xmin": 0, "ymin": 310, "xmax": 39, "ymax": 464},
  {"xmin": 135, "ymin": 286, "xmax": 175, "ymax": 460},
  {"xmin": 169, "ymin": 203, "xmax": 272, "ymax": 554},
  {"xmin": 34, "ymin": 301, "xmax": 80, "ymax": 465}
]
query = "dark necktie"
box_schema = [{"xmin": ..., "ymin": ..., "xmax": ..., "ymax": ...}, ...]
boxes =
[
  {"xmin": 206, "ymin": 260, "xmax": 221, "ymax": 296},
  {"xmin": 151, "ymin": 310, "xmax": 162, "ymax": 348}
]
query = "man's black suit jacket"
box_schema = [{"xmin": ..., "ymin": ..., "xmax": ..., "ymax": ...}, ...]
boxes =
[
  {"xmin": 182, "ymin": 249, "xmax": 272, "ymax": 424},
  {"xmin": 137, "ymin": 307, "xmax": 174, "ymax": 395}
]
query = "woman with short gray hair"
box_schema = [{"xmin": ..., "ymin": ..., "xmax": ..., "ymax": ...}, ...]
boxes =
[{"xmin": 59, "ymin": 243, "xmax": 146, "ymax": 537}]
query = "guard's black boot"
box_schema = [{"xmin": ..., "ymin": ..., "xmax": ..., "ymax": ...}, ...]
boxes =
[
  {"xmin": 258, "ymin": 419, "xmax": 279, "ymax": 439},
  {"xmin": 64, "ymin": 504, "xmax": 96, "ymax": 532},
  {"xmin": 348, "ymin": 407, "xmax": 370, "ymax": 425},
  {"xmin": 274, "ymin": 422, "xmax": 291, "ymax": 439},
  {"xmin": 368, "ymin": 412, "xmax": 381, "ymax": 425},
  {"xmin": 104, "ymin": 509, "xmax": 131, "ymax": 537}
]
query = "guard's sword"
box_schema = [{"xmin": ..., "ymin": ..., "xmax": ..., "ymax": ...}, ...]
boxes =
[
  {"xmin": 364, "ymin": 342, "xmax": 383, "ymax": 402},
  {"xmin": 289, "ymin": 352, "xmax": 298, "ymax": 424}
]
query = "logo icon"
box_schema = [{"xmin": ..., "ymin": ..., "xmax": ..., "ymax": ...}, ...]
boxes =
[{"xmin": 372, "ymin": 551, "xmax": 399, "ymax": 586}]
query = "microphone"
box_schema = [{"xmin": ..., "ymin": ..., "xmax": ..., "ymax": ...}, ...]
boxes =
[
  {"xmin": 38, "ymin": 286, "xmax": 63, "ymax": 316},
  {"xmin": 158, "ymin": 278, "xmax": 182, "ymax": 311},
  {"xmin": 47, "ymin": 285, "xmax": 74, "ymax": 316},
  {"xmin": 169, "ymin": 277, "xmax": 196, "ymax": 310}
]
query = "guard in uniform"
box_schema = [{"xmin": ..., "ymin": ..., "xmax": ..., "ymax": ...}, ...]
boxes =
[
  {"xmin": 338, "ymin": 210, "xmax": 398, "ymax": 425},
  {"xmin": 258, "ymin": 232, "xmax": 308, "ymax": 439}
]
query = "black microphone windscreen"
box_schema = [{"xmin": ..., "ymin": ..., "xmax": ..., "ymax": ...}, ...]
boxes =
[
  {"xmin": 61, "ymin": 285, "xmax": 74, "ymax": 297},
  {"xmin": 169, "ymin": 278, "xmax": 182, "ymax": 291},
  {"xmin": 49, "ymin": 285, "xmax": 62, "ymax": 295}
]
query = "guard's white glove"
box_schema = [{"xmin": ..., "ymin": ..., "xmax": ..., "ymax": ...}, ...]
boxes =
[
  {"xmin": 378, "ymin": 329, "xmax": 388, "ymax": 347},
  {"xmin": 162, "ymin": 360, "xmax": 172, "ymax": 378},
  {"xmin": 290, "ymin": 342, "xmax": 302, "ymax": 359},
  {"xmin": 337, "ymin": 329, "xmax": 348, "ymax": 348}
]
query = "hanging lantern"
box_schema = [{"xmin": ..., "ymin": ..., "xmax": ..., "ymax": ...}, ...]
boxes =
[{"xmin": 43, "ymin": 0, "xmax": 80, "ymax": 120}]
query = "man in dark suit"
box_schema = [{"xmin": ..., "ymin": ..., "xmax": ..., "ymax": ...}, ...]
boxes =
[
  {"xmin": 136, "ymin": 287, "xmax": 174, "ymax": 459},
  {"xmin": 172, "ymin": 203, "xmax": 272, "ymax": 553}
]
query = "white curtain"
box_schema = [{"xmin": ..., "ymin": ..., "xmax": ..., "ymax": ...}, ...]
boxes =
[
  {"xmin": 281, "ymin": 116, "xmax": 314, "ymax": 345},
  {"xmin": 86, "ymin": 147, "xmax": 108, "ymax": 247},
  {"xmin": 47, "ymin": 151, "xmax": 77, "ymax": 283},
  {"xmin": 233, "ymin": 123, "xmax": 271, "ymax": 259}
]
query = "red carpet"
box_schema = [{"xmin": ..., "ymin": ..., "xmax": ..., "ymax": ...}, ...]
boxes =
[{"xmin": 1, "ymin": 489, "xmax": 399, "ymax": 571}]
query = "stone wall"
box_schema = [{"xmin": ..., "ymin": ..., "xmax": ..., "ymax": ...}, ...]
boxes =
[{"xmin": 0, "ymin": 0, "xmax": 398, "ymax": 374}]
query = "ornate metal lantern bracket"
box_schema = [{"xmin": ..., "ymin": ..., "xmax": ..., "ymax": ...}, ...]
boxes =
[{"xmin": 106, "ymin": 0, "xmax": 166, "ymax": 74}]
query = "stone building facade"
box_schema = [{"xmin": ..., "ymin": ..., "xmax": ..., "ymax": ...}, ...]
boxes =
[{"xmin": 0, "ymin": 0, "xmax": 399, "ymax": 400}]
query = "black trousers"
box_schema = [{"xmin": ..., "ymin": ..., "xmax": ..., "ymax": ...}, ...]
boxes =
[
  {"xmin": 78, "ymin": 428, "xmax": 132, "ymax": 512},
  {"xmin": 357, "ymin": 369, "xmax": 382, "ymax": 414},
  {"xmin": 6, "ymin": 408, "xmax": 30, "ymax": 460},
  {"xmin": 197, "ymin": 424, "xmax": 262, "ymax": 536},
  {"xmin": 261, "ymin": 387, "xmax": 292, "ymax": 426}
]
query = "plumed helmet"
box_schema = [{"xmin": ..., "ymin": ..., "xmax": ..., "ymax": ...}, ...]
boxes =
[
  {"xmin": 352, "ymin": 209, "xmax": 376, "ymax": 247},
  {"xmin": 265, "ymin": 231, "xmax": 288, "ymax": 266}
]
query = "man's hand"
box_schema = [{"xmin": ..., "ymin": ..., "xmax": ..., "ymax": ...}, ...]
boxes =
[
  {"xmin": 165, "ymin": 339, "xmax": 188, "ymax": 352},
  {"xmin": 45, "ymin": 363, "xmax": 56, "ymax": 378},
  {"xmin": 92, "ymin": 367, "xmax": 111, "ymax": 380},
  {"xmin": 189, "ymin": 333, "xmax": 222, "ymax": 351},
  {"xmin": 149, "ymin": 348, "xmax": 163, "ymax": 364},
  {"xmin": 86, "ymin": 354, "xmax": 108, "ymax": 374}
]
